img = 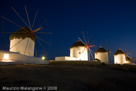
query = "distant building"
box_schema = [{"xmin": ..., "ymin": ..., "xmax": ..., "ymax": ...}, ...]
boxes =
[
  {"xmin": 55, "ymin": 40, "xmax": 88, "ymax": 61},
  {"xmin": 114, "ymin": 49, "xmax": 126, "ymax": 64},
  {"xmin": 95, "ymin": 46, "xmax": 108, "ymax": 63}
]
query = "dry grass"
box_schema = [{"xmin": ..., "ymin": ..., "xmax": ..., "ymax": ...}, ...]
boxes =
[{"xmin": 0, "ymin": 64, "xmax": 136, "ymax": 91}]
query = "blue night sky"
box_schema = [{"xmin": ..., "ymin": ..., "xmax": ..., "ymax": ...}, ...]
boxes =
[{"xmin": 0, "ymin": 0, "xmax": 136, "ymax": 63}]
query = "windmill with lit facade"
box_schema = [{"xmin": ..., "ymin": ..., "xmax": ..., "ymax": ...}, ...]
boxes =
[
  {"xmin": 77, "ymin": 31, "xmax": 96, "ymax": 61},
  {"xmin": 1, "ymin": 6, "xmax": 51, "ymax": 63}
]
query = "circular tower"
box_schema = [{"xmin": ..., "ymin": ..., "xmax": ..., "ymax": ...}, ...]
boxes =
[
  {"xmin": 69, "ymin": 40, "xmax": 88, "ymax": 60},
  {"xmin": 95, "ymin": 46, "xmax": 108, "ymax": 63},
  {"xmin": 114, "ymin": 49, "xmax": 126, "ymax": 64},
  {"xmin": 9, "ymin": 27, "xmax": 35, "ymax": 56}
]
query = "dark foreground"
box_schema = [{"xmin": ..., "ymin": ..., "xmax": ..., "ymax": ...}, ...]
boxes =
[{"xmin": 0, "ymin": 64, "xmax": 136, "ymax": 91}]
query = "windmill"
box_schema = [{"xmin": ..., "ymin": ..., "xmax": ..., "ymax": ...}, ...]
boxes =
[
  {"xmin": 78, "ymin": 31, "xmax": 96, "ymax": 61},
  {"xmin": 130, "ymin": 56, "xmax": 136, "ymax": 63},
  {"xmin": 120, "ymin": 43, "xmax": 131, "ymax": 59},
  {"xmin": 2, "ymin": 6, "xmax": 52, "ymax": 57},
  {"xmin": 94, "ymin": 40, "xmax": 115, "ymax": 63},
  {"xmin": 127, "ymin": 50, "xmax": 136, "ymax": 63},
  {"xmin": 114, "ymin": 43, "xmax": 132, "ymax": 64}
]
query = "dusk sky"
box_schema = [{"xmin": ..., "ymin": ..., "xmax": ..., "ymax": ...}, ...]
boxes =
[{"xmin": 0, "ymin": 0, "xmax": 136, "ymax": 63}]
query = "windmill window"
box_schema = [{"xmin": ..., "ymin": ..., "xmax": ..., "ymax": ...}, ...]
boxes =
[{"xmin": 79, "ymin": 52, "xmax": 81, "ymax": 54}]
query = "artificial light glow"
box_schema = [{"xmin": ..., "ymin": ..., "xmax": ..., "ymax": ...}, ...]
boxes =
[
  {"xmin": 4, "ymin": 54, "xmax": 9, "ymax": 59},
  {"xmin": 2, "ymin": 60, "xmax": 11, "ymax": 62},
  {"xmin": 2, "ymin": 54, "xmax": 12, "ymax": 62},
  {"xmin": 42, "ymin": 56, "xmax": 45, "ymax": 60}
]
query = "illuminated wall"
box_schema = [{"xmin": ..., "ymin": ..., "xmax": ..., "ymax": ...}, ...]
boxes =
[
  {"xmin": 95, "ymin": 52, "xmax": 108, "ymax": 63},
  {"xmin": 10, "ymin": 37, "xmax": 35, "ymax": 57},
  {"xmin": 114, "ymin": 54, "xmax": 126, "ymax": 64},
  {"xmin": 70, "ymin": 46, "xmax": 88, "ymax": 61},
  {"xmin": 55, "ymin": 56, "xmax": 77, "ymax": 61},
  {"xmin": 0, "ymin": 50, "xmax": 48, "ymax": 64}
]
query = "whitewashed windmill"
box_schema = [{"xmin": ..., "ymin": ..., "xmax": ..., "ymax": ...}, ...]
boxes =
[
  {"xmin": 114, "ymin": 44, "xmax": 131, "ymax": 64},
  {"xmin": 94, "ymin": 40, "xmax": 114, "ymax": 63},
  {"xmin": 95, "ymin": 46, "xmax": 108, "ymax": 63},
  {"xmin": 78, "ymin": 31, "xmax": 96, "ymax": 61},
  {"xmin": 70, "ymin": 40, "xmax": 88, "ymax": 60},
  {"xmin": 121, "ymin": 44, "xmax": 132, "ymax": 62},
  {"xmin": 126, "ymin": 50, "xmax": 136, "ymax": 63},
  {"xmin": 114, "ymin": 49, "xmax": 126, "ymax": 64},
  {"xmin": 9, "ymin": 27, "xmax": 35, "ymax": 56},
  {"xmin": 2, "ymin": 6, "xmax": 52, "ymax": 57}
]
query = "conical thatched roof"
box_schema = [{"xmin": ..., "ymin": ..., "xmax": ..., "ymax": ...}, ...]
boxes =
[
  {"xmin": 114, "ymin": 49, "xmax": 124, "ymax": 55},
  {"xmin": 10, "ymin": 27, "xmax": 35, "ymax": 42},
  {"xmin": 95, "ymin": 46, "xmax": 107, "ymax": 53},
  {"xmin": 70, "ymin": 40, "xmax": 86, "ymax": 49}
]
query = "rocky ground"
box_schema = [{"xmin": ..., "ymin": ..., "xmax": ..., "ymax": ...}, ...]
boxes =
[{"xmin": 0, "ymin": 63, "xmax": 136, "ymax": 91}]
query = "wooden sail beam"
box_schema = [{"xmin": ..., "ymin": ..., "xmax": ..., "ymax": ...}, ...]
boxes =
[
  {"xmin": 11, "ymin": 7, "xmax": 30, "ymax": 29},
  {"xmin": 25, "ymin": 5, "xmax": 32, "ymax": 30},
  {"xmin": 32, "ymin": 10, "xmax": 38, "ymax": 29}
]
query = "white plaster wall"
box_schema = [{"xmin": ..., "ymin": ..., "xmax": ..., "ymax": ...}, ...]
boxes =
[
  {"xmin": 10, "ymin": 37, "xmax": 35, "ymax": 57},
  {"xmin": 55, "ymin": 56, "xmax": 77, "ymax": 61},
  {"xmin": 114, "ymin": 54, "xmax": 126, "ymax": 64},
  {"xmin": 70, "ymin": 46, "xmax": 88, "ymax": 60},
  {"xmin": 55, "ymin": 56, "xmax": 65, "ymax": 61},
  {"xmin": 0, "ymin": 50, "xmax": 49, "ymax": 64},
  {"xmin": 95, "ymin": 52, "xmax": 108, "ymax": 63}
]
